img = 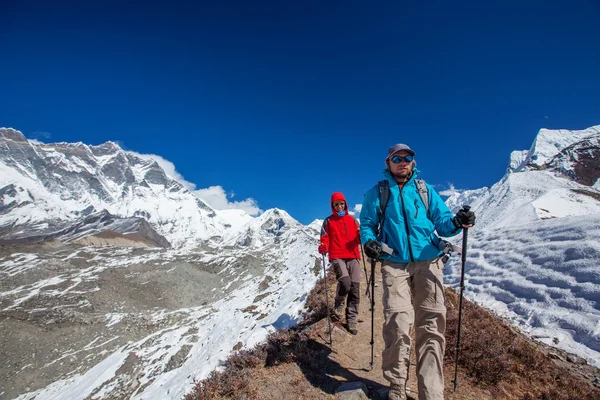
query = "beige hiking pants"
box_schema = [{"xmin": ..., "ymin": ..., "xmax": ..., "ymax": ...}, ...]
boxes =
[{"xmin": 381, "ymin": 258, "xmax": 446, "ymax": 400}]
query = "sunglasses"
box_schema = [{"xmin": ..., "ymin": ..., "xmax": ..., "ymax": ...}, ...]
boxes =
[
  {"xmin": 333, "ymin": 202, "xmax": 346, "ymax": 207},
  {"xmin": 390, "ymin": 155, "xmax": 414, "ymax": 164}
]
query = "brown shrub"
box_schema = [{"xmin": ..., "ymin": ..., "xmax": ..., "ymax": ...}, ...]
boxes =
[
  {"xmin": 184, "ymin": 323, "xmax": 321, "ymax": 399},
  {"xmin": 184, "ymin": 368, "xmax": 259, "ymax": 400},
  {"xmin": 444, "ymin": 288, "xmax": 600, "ymax": 399},
  {"xmin": 522, "ymin": 387, "xmax": 600, "ymax": 400},
  {"xmin": 301, "ymin": 264, "xmax": 337, "ymax": 326}
]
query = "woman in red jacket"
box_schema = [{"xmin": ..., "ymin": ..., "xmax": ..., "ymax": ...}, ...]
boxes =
[{"xmin": 318, "ymin": 192, "xmax": 361, "ymax": 335}]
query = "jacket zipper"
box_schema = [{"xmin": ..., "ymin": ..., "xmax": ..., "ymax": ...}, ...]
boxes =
[
  {"xmin": 414, "ymin": 199, "xmax": 419, "ymax": 218},
  {"xmin": 400, "ymin": 185, "xmax": 415, "ymax": 262}
]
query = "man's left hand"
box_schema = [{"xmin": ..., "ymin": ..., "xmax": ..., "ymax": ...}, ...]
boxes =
[{"xmin": 453, "ymin": 208, "xmax": 475, "ymax": 228}]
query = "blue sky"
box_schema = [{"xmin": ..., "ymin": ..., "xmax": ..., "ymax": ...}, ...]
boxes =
[{"xmin": 1, "ymin": 1, "xmax": 599, "ymax": 224}]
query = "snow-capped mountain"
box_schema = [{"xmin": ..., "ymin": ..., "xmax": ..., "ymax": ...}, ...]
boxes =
[
  {"xmin": 0, "ymin": 127, "xmax": 322, "ymax": 399},
  {"xmin": 226, "ymin": 208, "xmax": 302, "ymax": 247},
  {"xmin": 444, "ymin": 124, "xmax": 600, "ymax": 367},
  {"xmin": 446, "ymin": 124, "xmax": 600, "ymax": 228},
  {"xmin": 0, "ymin": 128, "xmax": 238, "ymax": 248}
]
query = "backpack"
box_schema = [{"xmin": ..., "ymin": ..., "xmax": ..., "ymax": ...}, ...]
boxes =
[{"xmin": 376, "ymin": 178, "xmax": 458, "ymax": 261}]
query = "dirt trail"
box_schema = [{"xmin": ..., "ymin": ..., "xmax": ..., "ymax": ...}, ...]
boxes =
[{"xmin": 310, "ymin": 261, "xmax": 494, "ymax": 400}]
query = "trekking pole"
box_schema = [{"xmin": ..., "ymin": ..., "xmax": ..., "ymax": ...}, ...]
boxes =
[
  {"xmin": 453, "ymin": 206, "xmax": 470, "ymax": 392},
  {"xmin": 321, "ymin": 254, "xmax": 333, "ymax": 346},
  {"xmin": 360, "ymin": 243, "xmax": 371, "ymax": 299},
  {"xmin": 369, "ymin": 256, "xmax": 376, "ymax": 369},
  {"xmin": 368, "ymin": 243, "xmax": 392, "ymax": 370}
]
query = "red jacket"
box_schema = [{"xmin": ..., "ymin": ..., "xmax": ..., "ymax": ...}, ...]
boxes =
[{"xmin": 320, "ymin": 192, "xmax": 361, "ymax": 260}]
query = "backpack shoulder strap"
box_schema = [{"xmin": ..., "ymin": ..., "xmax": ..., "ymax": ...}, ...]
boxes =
[
  {"xmin": 377, "ymin": 180, "xmax": 390, "ymax": 237},
  {"xmin": 320, "ymin": 216, "xmax": 330, "ymax": 236},
  {"xmin": 414, "ymin": 179, "xmax": 429, "ymax": 216},
  {"xmin": 414, "ymin": 179, "xmax": 452, "ymax": 259}
]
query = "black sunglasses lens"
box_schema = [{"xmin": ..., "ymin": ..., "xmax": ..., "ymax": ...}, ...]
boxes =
[{"xmin": 392, "ymin": 155, "xmax": 413, "ymax": 163}]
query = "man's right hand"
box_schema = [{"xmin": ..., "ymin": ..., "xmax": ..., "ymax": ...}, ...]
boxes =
[
  {"xmin": 318, "ymin": 245, "xmax": 328, "ymax": 254},
  {"xmin": 364, "ymin": 240, "xmax": 383, "ymax": 259}
]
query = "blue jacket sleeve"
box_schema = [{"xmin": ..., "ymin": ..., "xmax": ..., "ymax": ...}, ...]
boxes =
[
  {"xmin": 427, "ymin": 184, "xmax": 461, "ymax": 237},
  {"xmin": 360, "ymin": 186, "xmax": 379, "ymax": 244}
]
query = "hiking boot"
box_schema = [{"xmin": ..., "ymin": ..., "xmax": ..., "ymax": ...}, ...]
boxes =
[
  {"xmin": 347, "ymin": 321, "xmax": 358, "ymax": 335},
  {"xmin": 388, "ymin": 384, "xmax": 406, "ymax": 400},
  {"xmin": 331, "ymin": 303, "xmax": 345, "ymax": 321}
]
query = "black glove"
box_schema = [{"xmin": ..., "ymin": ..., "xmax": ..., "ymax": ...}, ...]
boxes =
[
  {"xmin": 453, "ymin": 206, "xmax": 475, "ymax": 228},
  {"xmin": 364, "ymin": 240, "xmax": 383, "ymax": 259}
]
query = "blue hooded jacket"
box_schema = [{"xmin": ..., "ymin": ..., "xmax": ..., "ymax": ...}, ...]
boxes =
[{"xmin": 360, "ymin": 169, "xmax": 460, "ymax": 263}]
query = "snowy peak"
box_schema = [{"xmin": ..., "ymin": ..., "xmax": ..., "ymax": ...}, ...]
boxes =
[
  {"xmin": 89, "ymin": 140, "xmax": 122, "ymax": 157},
  {"xmin": 526, "ymin": 125, "xmax": 600, "ymax": 169},
  {"xmin": 0, "ymin": 128, "xmax": 43, "ymax": 176},
  {"xmin": 507, "ymin": 125, "xmax": 600, "ymax": 178},
  {"xmin": 448, "ymin": 125, "xmax": 600, "ymax": 229},
  {"xmin": 0, "ymin": 127, "xmax": 29, "ymax": 144},
  {"xmin": 257, "ymin": 208, "xmax": 298, "ymax": 226},
  {"xmin": 228, "ymin": 208, "xmax": 304, "ymax": 248},
  {"xmin": 257, "ymin": 208, "xmax": 301, "ymax": 237},
  {"xmin": 514, "ymin": 125, "xmax": 600, "ymax": 188}
]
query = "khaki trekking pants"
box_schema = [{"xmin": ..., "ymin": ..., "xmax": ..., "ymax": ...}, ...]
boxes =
[
  {"xmin": 331, "ymin": 258, "xmax": 361, "ymax": 323},
  {"xmin": 381, "ymin": 258, "xmax": 446, "ymax": 400}
]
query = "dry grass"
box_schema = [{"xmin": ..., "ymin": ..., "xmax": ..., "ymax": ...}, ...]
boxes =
[
  {"xmin": 301, "ymin": 259, "xmax": 338, "ymax": 325},
  {"xmin": 183, "ymin": 327, "xmax": 330, "ymax": 400},
  {"xmin": 185, "ymin": 268, "xmax": 600, "ymax": 400},
  {"xmin": 444, "ymin": 289, "xmax": 600, "ymax": 400}
]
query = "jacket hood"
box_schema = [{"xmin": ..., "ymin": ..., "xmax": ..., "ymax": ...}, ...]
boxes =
[{"xmin": 330, "ymin": 192, "xmax": 348, "ymax": 214}]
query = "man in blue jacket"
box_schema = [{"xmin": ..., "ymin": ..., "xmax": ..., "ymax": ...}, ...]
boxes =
[{"xmin": 360, "ymin": 144, "xmax": 475, "ymax": 400}]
